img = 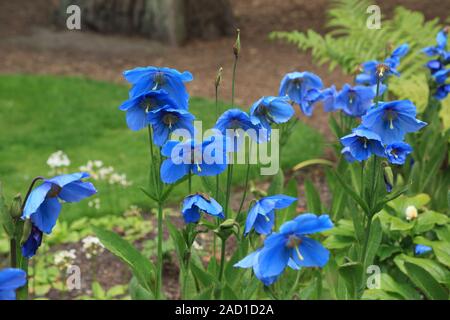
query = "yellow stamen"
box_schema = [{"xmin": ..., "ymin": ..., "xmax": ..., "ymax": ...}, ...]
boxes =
[
  {"xmin": 389, "ymin": 119, "xmax": 394, "ymax": 130},
  {"xmin": 295, "ymin": 246, "xmax": 304, "ymax": 261}
]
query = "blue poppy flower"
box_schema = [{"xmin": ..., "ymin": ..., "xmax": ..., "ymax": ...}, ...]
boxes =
[
  {"xmin": 426, "ymin": 60, "xmax": 443, "ymax": 74},
  {"xmin": 244, "ymin": 195, "xmax": 297, "ymax": 236},
  {"xmin": 215, "ymin": 109, "xmax": 266, "ymax": 149},
  {"xmin": 415, "ymin": 244, "xmax": 432, "ymax": 255},
  {"xmin": 182, "ymin": 193, "xmax": 224, "ymax": 223},
  {"xmin": 147, "ymin": 105, "xmax": 195, "ymax": 146},
  {"xmin": 160, "ymin": 137, "xmax": 228, "ymax": 184},
  {"xmin": 279, "ymin": 72, "xmax": 323, "ymax": 104},
  {"xmin": 21, "ymin": 226, "xmax": 43, "ymax": 259},
  {"xmin": 119, "ymin": 90, "xmax": 178, "ymax": 131},
  {"xmin": 335, "ymin": 84, "xmax": 376, "ymax": 117},
  {"xmin": 340, "ymin": 127, "xmax": 385, "ymax": 161},
  {"xmin": 321, "ymin": 85, "xmax": 339, "ymax": 112},
  {"xmin": 123, "ymin": 66, "xmax": 193, "ymax": 109},
  {"xmin": 234, "ymin": 249, "xmax": 300, "ymax": 286},
  {"xmin": 300, "ymin": 88, "xmax": 324, "ymax": 116},
  {"xmin": 236, "ymin": 214, "xmax": 333, "ymax": 283},
  {"xmin": 0, "ymin": 268, "xmax": 27, "ymax": 300},
  {"xmin": 435, "ymin": 84, "xmax": 450, "ymax": 100},
  {"xmin": 249, "ymin": 96, "xmax": 294, "ymax": 132},
  {"xmin": 361, "ymin": 100, "xmax": 427, "ymax": 145},
  {"xmin": 356, "ymin": 44, "xmax": 408, "ymax": 85},
  {"xmin": 433, "ymin": 68, "xmax": 450, "ymax": 84},
  {"xmin": 423, "ymin": 29, "xmax": 449, "ymax": 62},
  {"xmin": 385, "ymin": 142, "xmax": 413, "ymax": 165},
  {"xmin": 21, "ymin": 172, "xmax": 97, "ymax": 234}
]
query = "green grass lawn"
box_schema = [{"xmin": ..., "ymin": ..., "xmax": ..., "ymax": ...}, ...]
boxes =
[{"xmin": 0, "ymin": 74, "xmax": 323, "ymax": 222}]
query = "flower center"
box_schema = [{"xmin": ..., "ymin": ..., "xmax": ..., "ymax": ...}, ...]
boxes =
[
  {"xmin": 141, "ymin": 97, "xmax": 158, "ymax": 112},
  {"xmin": 384, "ymin": 109, "xmax": 398, "ymax": 130},
  {"xmin": 286, "ymin": 235, "xmax": 304, "ymax": 260},
  {"xmin": 47, "ymin": 184, "xmax": 62, "ymax": 198},
  {"xmin": 376, "ymin": 64, "xmax": 390, "ymax": 77},
  {"xmin": 152, "ymin": 72, "xmax": 165, "ymax": 90},
  {"xmin": 162, "ymin": 113, "xmax": 179, "ymax": 128}
]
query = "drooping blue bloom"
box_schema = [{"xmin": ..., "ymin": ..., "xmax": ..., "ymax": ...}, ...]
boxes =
[
  {"xmin": 300, "ymin": 88, "xmax": 324, "ymax": 116},
  {"xmin": 0, "ymin": 268, "xmax": 27, "ymax": 300},
  {"xmin": 435, "ymin": 84, "xmax": 450, "ymax": 100},
  {"xmin": 21, "ymin": 226, "xmax": 43, "ymax": 259},
  {"xmin": 341, "ymin": 147, "xmax": 356, "ymax": 163},
  {"xmin": 426, "ymin": 60, "xmax": 443, "ymax": 74},
  {"xmin": 249, "ymin": 96, "xmax": 294, "ymax": 132},
  {"xmin": 433, "ymin": 68, "xmax": 450, "ymax": 84},
  {"xmin": 123, "ymin": 66, "xmax": 193, "ymax": 109},
  {"xmin": 160, "ymin": 137, "xmax": 227, "ymax": 184},
  {"xmin": 335, "ymin": 84, "xmax": 376, "ymax": 117},
  {"xmin": 415, "ymin": 244, "xmax": 432, "ymax": 255},
  {"xmin": 147, "ymin": 105, "xmax": 195, "ymax": 146},
  {"xmin": 119, "ymin": 90, "xmax": 178, "ymax": 131},
  {"xmin": 340, "ymin": 127, "xmax": 385, "ymax": 161},
  {"xmin": 321, "ymin": 85, "xmax": 339, "ymax": 112},
  {"xmin": 21, "ymin": 173, "xmax": 97, "ymax": 235},
  {"xmin": 236, "ymin": 214, "xmax": 333, "ymax": 284},
  {"xmin": 361, "ymin": 100, "xmax": 427, "ymax": 145},
  {"xmin": 423, "ymin": 29, "xmax": 449, "ymax": 62},
  {"xmin": 356, "ymin": 44, "xmax": 409, "ymax": 85},
  {"xmin": 215, "ymin": 109, "xmax": 266, "ymax": 149},
  {"xmin": 279, "ymin": 72, "xmax": 323, "ymax": 116},
  {"xmin": 385, "ymin": 142, "xmax": 413, "ymax": 165},
  {"xmin": 234, "ymin": 248, "xmax": 300, "ymax": 286},
  {"xmin": 244, "ymin": 195, "xmax": 297, "ymax": 236},
  {"xmin": 181, "ymin": 193, "xmax": 224, "ymax": 223}
]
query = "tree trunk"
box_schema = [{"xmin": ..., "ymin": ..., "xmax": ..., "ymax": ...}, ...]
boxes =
[{"xmin": 56, "ymin": 0, "xmax": 234, "ymax": 45}]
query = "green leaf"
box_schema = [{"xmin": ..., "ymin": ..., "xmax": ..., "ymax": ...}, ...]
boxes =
[
  {"xmin": 222, "ymin": 284, "xmax": 239, "ymax": 300},
  {"xmin": 332, "ymin": 171, "xmax": 370, "ymax": 215},
  {"xmin": 92, "ymin": 281, "xmax": 106, "ymax": 299},
  {"xmin": 379, "ymin": 273, "xmax": 421, "ymax": 300},
  {"xmin": 338, "ymin": 261, "xmax": 363, "ymax": 299},
  {"xmin": 363, "ymin": 216, "xmax": 382, "ymax": 269},
  {"xmin": 92, "ymin": 226, "xmax": 156, "ymax": 295},
  {"xmin": 414, "ymin": 237, "xmax": 450, "ymax": 268},
  {"xmin": 0, "ymin": 182, "xmax": 13, "ymax": 237},
  {"xmin": 304, "ymin": 179, "xmax": 322, "ymax": 213},
  {"xmin": 189, "ymin": 262, "xmax": 218, "ymax": 289},
  {"xmin": 267, "ymin": 169, "xmax": 284, "ymax": 195},
  {"xmin": 404, "ymin": 262, "xmax": 448, "ymax": 300},
  {"xmin": 394, "ymin": 254, "xmax": 450, "ymax": 285},
  {"xmin": 292, "ymin": 158, "xmax": 334, "ymax": 172},
  {"xmin": 378, "ymin": 211, "xmax": 414, "ymax": 231},
  {"xmin": 414, "ymin": 211, "xmax": 449, "ymax": 234},
  {"xmin": 129, "ymin": 277, "xmax": 154, "ymax": 300}
]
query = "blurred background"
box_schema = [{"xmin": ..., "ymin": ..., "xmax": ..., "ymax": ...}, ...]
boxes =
[{"xmin": 0, "ymin": 0, "xmax": 448, "ymax": 299}]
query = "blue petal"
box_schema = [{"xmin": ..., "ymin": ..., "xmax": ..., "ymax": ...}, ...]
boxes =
[
  {"xmin": 22, "ymin": 182, "xmax": 52, "ymax": 219},
  {"xmin": 293, "ymin": 214, "xmax": 334, "ymax": 235},
  {"xmin": 21, "ymin": 227, "xmax": 43, "ymax": 259},
  {"xmin": 182, "ymin": 207, "xmax": 201, "ymax": 223},
  {"xmin": 0, "ymin": 290, "xmax": 16, "ymax": 300},
  {"xmin": 31, "ymin": 197, "xmax": 62, "ymax": 234},
  {"xmin": 253, "ymin": 211, "xmax": 275, "ymax": 235},
  {"xmin": 0, "ymin": 268, "xmax": 27, "ymax": 291},
  {"xmin": 126, "ymin": 105, "xmax": 148, "ymax": 131},
  {"xmin": 234, "ymin": 250, "xmax": 260, "ymax": 268},
  {"xmin": 59, "ymin": 181, "xmax": 97, "ymax": 202},
  {"xmin": 244, "ymin": 206, "xmax": 259, "ymax": 235},
  {"xmin": 292, "ymin": 237, "xmax": 330, "ymax": 267},
  {"xmin": 258, "ymin": 234, "xmax": 290, "ymax": 278},
  {"xmin": 160, "ymin": 159, "xmax": 189, "ymax": 184}
]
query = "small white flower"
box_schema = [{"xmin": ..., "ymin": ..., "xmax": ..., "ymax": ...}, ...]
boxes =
[
  {"xmin": 54, "ymin": 249, "xmax": 77, "ymax": 271},
  {"xmin": 405, "ymin": 205, "xmax": 418, "ymax": 221},
  {"xmin": 82, "ymin": 236, "xmax": 105, "ymax": 259}
]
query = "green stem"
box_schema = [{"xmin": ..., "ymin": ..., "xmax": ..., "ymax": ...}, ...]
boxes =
[
  {"xmin": 147, "ymin": 126, "xmax": 160, "ymax": 197},
  {"xmin": 156, "ymin": 202, "xmax": 163, "ymax": 299},
  {"xmin": 224, "ymin": 164, "xmax": 234, "ymax": 219},
  {"xmin": 218, "ymin": 238, "xmax": 226, "ymax": 282},
  {"xmin": 231, "ymin": 56, "xmax": 238, "ymax": 108},
  {"xmin": 237, "ymin": 144, "xmax": 252, "ymax": 218}
]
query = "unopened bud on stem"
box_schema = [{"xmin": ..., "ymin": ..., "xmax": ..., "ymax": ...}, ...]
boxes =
[
  {"xmin": 215, "ymin": 67, "xmax": 223, "ymax": 88},
  {"xmin": 233, "ymin": 29, "xmax": 241, "ymax": 58},
  {"xmin": 10, "ymin": 194, "xmax": 23, "ymax": 218}
]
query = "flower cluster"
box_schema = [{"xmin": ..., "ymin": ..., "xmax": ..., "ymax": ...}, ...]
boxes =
[
  {"xmin": 79, "ymin": 160, "xmax": 132, "ymax": 187},
  {"xmin": 54, "ymin": 249, "xmax": 77, "ymax": 271},
  {"xmin": 21, "ymin": 173, "xmax": 97, "ymax": 258},
  {"xmin": 81, "ymin": 236, "xmax": 105, "ymax": 259},
  {"xmin": 313, "ymin": 43, "xmax": 429, "ymax": 165},
  {"xmin": 47, "ymin": 150, "xmax": 71, "ymax": 175},
  {"xmin": 423, "ymin": 27, "xmax": 450, "ymax": 99}
]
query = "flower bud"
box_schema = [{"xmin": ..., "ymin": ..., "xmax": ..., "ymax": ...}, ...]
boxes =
[
  {"xmin": 233, "ymin": 29, "xmax": 241, "ymax": 58},
  {"xmin": 383, "ymin": 165, "xmax": 394, "ymax": 193},
  {"xmin": 9, "ymin": 193, "xmax": 23, "ymax": 218},
  {"xmin": 405, "ymin": 205, "xmax": 418, "ymax": 221},
  {"xmin": 20, "ymin": 219, "xmax": 32, "ymax": 245},
  {"xmin": 215, "ymin": 67, "xmax": 223, "ymax": 88}
]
